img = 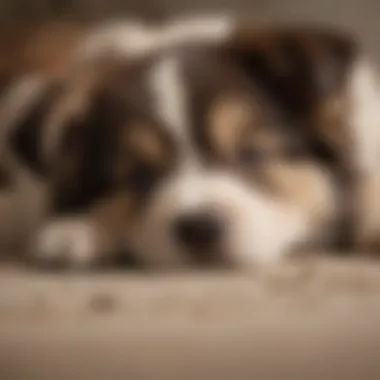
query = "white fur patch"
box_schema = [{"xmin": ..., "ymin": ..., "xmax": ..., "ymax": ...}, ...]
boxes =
[
  {"xmin": 79, "ymin": 20, "xmax": 156, "ymax": 61},
  {"xmin": 159, "ymin": 13, "xmax": 234, "ymax": 47},
  {"xmin": 128, "ymin": 168, "xmax": 310, "ymax": 269},
  {"xmin": 78, "ymin": 14, "xmax": 234, "ymax": 63},
  {"xmin": 346, "ymin": 57, "xmax": 380, "ymax": 249},
  {"xmin": 34, "ymin": 218, "xmax": 107, "ymax": 267},
  {"xmin": 149, "ymin": 55, "xmax": 192, "ymax": 152},
  {"xmin": 348, "ymin": 57, "xmax": 380, "ymax": 173}
]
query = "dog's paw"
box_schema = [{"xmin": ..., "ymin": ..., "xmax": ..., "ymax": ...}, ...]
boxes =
[{"xmin": 32, "ymin": 218, "xmax": 110, "ymax": 270}]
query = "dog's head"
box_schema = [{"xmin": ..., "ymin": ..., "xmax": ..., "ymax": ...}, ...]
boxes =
[{"xmin": 8, "ymin": 21, "xmax": 369, "ymax": 269}]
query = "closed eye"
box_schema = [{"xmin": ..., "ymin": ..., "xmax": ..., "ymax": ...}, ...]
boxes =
[
  {"xmin": 125, "ymin": 162, "xmax": 160, "ymax": 193},
  {"xmin": 238, "ymin": 145, "xmax": 269, "ymax": 165}
]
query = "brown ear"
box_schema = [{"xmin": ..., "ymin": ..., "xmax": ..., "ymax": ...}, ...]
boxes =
[
  {"xmin": 225, "ymin": 24, "xmax": 362, "ymax": 250},
  {"xmin": 225, "ymin": 24, "xmax": 359, "ymax": 165},
  {"xmin": 3, "ymin": 77, "xmax": 61, "ymax": 176},
  {"xmin": 226, "ymin": 24, "xmax": 358, "ymax": 112}
]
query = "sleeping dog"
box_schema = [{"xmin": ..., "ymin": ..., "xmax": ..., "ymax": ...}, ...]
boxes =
[{"xmin": 2, "ymin": 15, "xmax": 380, "ymax": 270}]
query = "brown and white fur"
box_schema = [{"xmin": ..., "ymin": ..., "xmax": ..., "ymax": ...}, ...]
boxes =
[
  {"xmin": 2, "ymin": 15, "xmax": 380, "ymax": 270},
  {"xmin": 0, "ymin": 19, "xmax": 155, "ymax": 258}
]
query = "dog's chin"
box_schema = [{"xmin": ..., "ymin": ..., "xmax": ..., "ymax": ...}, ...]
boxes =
[
  {"xmin": 127, "ymin": 221, "xmax": 308, "ymax": 272},
  {"xmin": 28, "ymin": 202, "xmax": 311, "ymax": 272},
  {"xmin": 126, "ymin": 177, "xmax": 311, "ymax": 271},
  {"xmin": 29, "ymin": 172, "xmax": 317, "ymax": 271},
  {"xmin": 28, "ymin": 167, "xmax": 324, "ymax": 271}
]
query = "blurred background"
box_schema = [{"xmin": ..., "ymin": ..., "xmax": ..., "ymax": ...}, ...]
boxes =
[{"xmin": 1, "ymin": 0, "xmax": 380, "ymax": 59}]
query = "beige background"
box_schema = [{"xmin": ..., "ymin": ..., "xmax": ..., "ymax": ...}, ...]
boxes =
[
  {"xmin": 1, "ymin": 0, "xmax": 379, "ymax": 52},
  {"xmin": 1, "ymin": 0, "xmax": 380, "ymax": 57}
]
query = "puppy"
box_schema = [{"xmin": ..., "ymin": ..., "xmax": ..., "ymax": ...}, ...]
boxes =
[
  {"xmin": 0, "ymin": 16, "xmax": 231, "ymax": 265},
  {"xmin": 4, "ymin": 16, "xmax": 380, "ymax": 269},
  {"xmin": 0, "ymin": 19, "xmax": 157, "ymax": 259}
]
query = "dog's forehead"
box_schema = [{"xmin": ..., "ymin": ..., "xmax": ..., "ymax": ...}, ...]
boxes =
[
  {"xmin": 107, "ymin": 47, "xmax": 194, "ymax": 152},
  {"xmin": 129, "ymin": 45, "xmax": 266, "ymax": 145},
  {"xmin": 148, "ymin": 52, "xmax": 190, "ymax": 143},
  {"xmin": 100, "ymin": 39, "xmax": 304, "ymax": 159}
]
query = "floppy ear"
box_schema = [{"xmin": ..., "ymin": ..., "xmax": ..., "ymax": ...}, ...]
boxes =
[
  {"xmin": 2, "ymin": 77, "xmax": 62, "ymax": 176},
  {"xmin": 225, "ymin": 25, "xmax": 362, "ymax": 250},
  {"xmin": 225, "ymin": 24, "xmax": 359, "ymax": 166}
]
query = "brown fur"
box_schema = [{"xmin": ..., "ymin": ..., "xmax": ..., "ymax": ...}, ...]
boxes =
[
  {"xmin": 226, "ymin": 24, "xmax": 358, "ymax": 160},
  {"xmin": 207, "ymin": 96, "xmax": 254, "ymax": 159},
  {"xmin": 0, "ymin": 22, "xmax": 87, "ymax": 80},
  {"xmin": 1, "ymin": 20, "xmax": 373, "ymax": 268},
  {"xmin": 224, "ymin": 24, "xmax": 363, "ymax": 249}
]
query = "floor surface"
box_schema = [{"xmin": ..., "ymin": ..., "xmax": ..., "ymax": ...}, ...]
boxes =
[{"xmin": 1, "ymin": 257, "xmax": 380, "ymax": 380}]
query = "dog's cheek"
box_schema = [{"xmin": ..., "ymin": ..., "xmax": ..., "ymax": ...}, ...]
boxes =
[{"xmin": 352, "ymin": 174, "xmax": 380, "ymax": 252}]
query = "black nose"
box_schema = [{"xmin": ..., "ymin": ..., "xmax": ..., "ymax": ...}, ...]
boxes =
[{"xmin": 173, "ymin": 211, "xmax": 224, "ymax": 251}]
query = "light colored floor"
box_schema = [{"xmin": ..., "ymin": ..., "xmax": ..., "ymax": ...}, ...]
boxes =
[{"xmin": 1, "ymin": 256, "xmax": 380, "ymax": 380}]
